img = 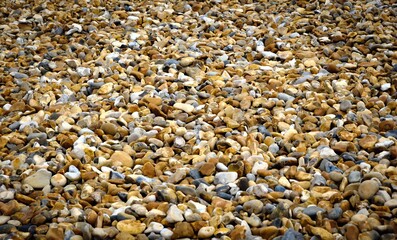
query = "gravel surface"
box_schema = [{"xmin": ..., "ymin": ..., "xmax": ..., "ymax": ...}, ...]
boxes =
[{"xmin": 0, "ymin": 0, "xmax": 397, "ymax": 239}]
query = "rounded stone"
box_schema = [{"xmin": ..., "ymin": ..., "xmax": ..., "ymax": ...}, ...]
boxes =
[
  {"xmin": 50, "ymin": 174, "xmax": 67, "ymax": 187},
  {"xmin": 243, "ymin": 199, "xmax": 264, "ymax": 214},
  {"xmin": 197, "ymin": 226, "xmax": 215, "ymax": 238},
  {"xmin": 110, "ymin": 151, "xmax": 134, "ymax": 168},
  {"xmin": 358, "ymin": 180, "xmax": 379, "ymax": 200}
]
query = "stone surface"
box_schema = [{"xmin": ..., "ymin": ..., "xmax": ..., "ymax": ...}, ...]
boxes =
[{"xmin": 0, "ymin": 0, "xmax": 396, "ymax": 239}]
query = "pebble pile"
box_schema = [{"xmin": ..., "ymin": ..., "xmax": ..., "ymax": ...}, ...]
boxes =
[{"xmin": 0, "ymin": 0, "xmax": 397, "ymax": 239}]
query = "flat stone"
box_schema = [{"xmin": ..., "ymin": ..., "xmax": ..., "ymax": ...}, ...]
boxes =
[
  {"xmin": 116, "ymin": 220, "xmax": 146, "ymax": 235},
  {"xmin": 214, "ymin": 172, "xmax": 238, "ymax": 185},
  {"xmin": 22, "ymin": 169, "xmax": 52, "ymax": 188},
  {"xmin": 385, "ymin": 199, "xmax": 397, "ymax": 208},
  {"xmin": 173, "ymin": 103, "xmax": 195, "ymax": 113}
]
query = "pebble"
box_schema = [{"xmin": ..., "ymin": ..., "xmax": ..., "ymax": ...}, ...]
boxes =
[
  {"xmin": 65, "ymin": 165, "xmax": 81, "ymax": 181},
  {"xmin": 243, "ymin": 200, "xmax": 264, "ymax": 214},
  {"xmin": 165, "ymin": 205, "xmax": 184, "ymax": 223},
  {"xmin": 358, "ymin": 180, "xmax": 379, "ymax": 200},
  {"xmin": 197, "ymin": 226, "xmax": 215, "ymax": 238},
  {"xmin": 50, "ymin": 173, "xmax": 67, "ymax": 187},
  {"xmin": 22, "ymin": 169, "xmax": 52, "ymax": 188},
  {"xmin": 214, "ymin": 172, "xmax": 238, "ymax": 185},
  {"xmin": 110, "ymin": 151, "xmax": 134, "ymax": 168}
]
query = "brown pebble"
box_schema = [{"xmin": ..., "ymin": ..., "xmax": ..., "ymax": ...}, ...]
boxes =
[{"xmin": 172, "ymin": 222, "xmax": 194, "ymax": 239}]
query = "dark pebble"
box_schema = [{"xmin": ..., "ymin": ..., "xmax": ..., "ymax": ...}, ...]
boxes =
[
  {"xmin": 303, "ymin": 206, "xmax": 325, "ymax": 219},
  {"xmin": 217, "ymin": 192, "xmax": 233, "ymax": 200},
  {"xmin": 189, "ymin": 169, "xmax": 202, "ymax": 179},
  {"xmin": 275, "ymin": 185, "xmax": 286, "ymax": 192},
  {"xmin": 175, "ymin": 186, "xmax": 197, "ymax": 196},
  {"xmin": 237, "ymin": 177, "xmax": 249, "ymax": 191},
  {"xmin": 281, "ymin": 228, "xmax": 304, "ymax": 240},
  {"xmin": 0, "ymin": 224, "xmax": 15, "ymax": 234},
  {"xmin": 328, "ymin": 207, "xmax": 343, "ymax": 220},
  {"xmin": 385, "ymin": 130, "xmax": 397, "ymax": 139}
]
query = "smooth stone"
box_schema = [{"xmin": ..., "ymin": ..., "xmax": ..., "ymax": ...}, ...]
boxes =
[
  {"xmin": 214, "ymin": 172, "xmax": 238, "ymax": 185},
  {"xmin": 351, "ymin": 214, "xmax": 368, "ymax": 223},
  {"xmin": 348, "ymin": 171, "xmax": 362, "ymax": 183},
  {"xmin": 101, "ymin": 122, "xmax": 118, "ymax": 135},
  {"xmin": 144, "ymin": 222, "xmax": 164, "ymax": 234},
  {"xmin": 311, "ymin": 173, "xmax": 326, "ymax": 187},
  {"xmin": 340, "ymin": 100, "xmax": 352, "ymax": 112},
  {"xmin": 328, "ymin": 207, "xmax": 343, "ymax": 220},
  {"xmin": 160, "ymin": 228, "xmax": 173, "ymax": 240},
  {"xmin": 65, "ymin": 165, "xmax": 81, "ymax": 181},
  {"xmin": 329, "ymin": 171, "xmax": 344, "ymax": 182},
  {"xmin": 0, "ymin": 216, "xmax": 10, "ymax": 225},
  {"xmin": 0, "ymin": 191, "xmax": 14, "ymax": 201},
  {"xmin": 165, "ymin": 205, "xmax": 184, "ymax": 223},
  {"xmin": 110, "ymin": 151, "xmax": 133, "ymax": 168},
  {"xmin": 243, "ymin": 199, "xmax": 264, "ymax": 214},
  {"xmin": 22, "ymin": 169, "xmax": 52, "ymax": 188},
  {"xmin": 51, "ymin": 174, "xmax": 67, "ymax": 187},
  {"xmin": 385, "ymin": 199, "xmax": 397, "ymax": 208},
  {"xmin": 197, "ymin": 226, "xmax": 215, "ymax": 238},
  {"xmin": 173, "ymin": 103, "xmax": 194, "ymax": 113},
  {"xmin": 385, "ymin": 130, "xmax": 397, "ymax": 138},
  {"xmin": 277, "ymin": 93, "xmax": 295, "ymax": 102},
  {"xmin": 309, "ymin": 226, "xmax": 333, "ymax": 240},
  {"xmin": 0, "ymin": 224, "xmax": 15, "ymax": 234},
  {"xmin": 281, "ymin": 228, "xmax": 304, "ymax": 240},
  {"xmin": 167, "ymin": 168, "xmax": 187, "ymax": 184},
  {"xmin": 319, "ymin": 147, "xmax": 339, "ymax": 161},
  {"xmin": 76, "ymin": 67, "xmax": 91, "ymax": 77},
  {"xmin": 345, "ymin": 224, "xmax": 359, "ymax": 240},
  {"xmin": 303, "ymin": 206, "xmax": 325, "ymax": 219},
  {"xmin": 358, "ymin": 180, "xmax": 379, "ymax": 200}
]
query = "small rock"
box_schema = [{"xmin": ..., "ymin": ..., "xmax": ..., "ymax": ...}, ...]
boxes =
[
  {"xmin": 65, "ymin": 165, "xmax": 81, "ymax": 181},
  {"xmin": 117, "ymin": 220, "xmax": 146, "ymax": 235},
  {"xmin": 358, "ymin": 180, "xmax": 379, "ymax": 200},
  {"xmin": 303, "ymin": 206, "xmax": 325, "ymax": 219},
  {"xmin": 340, "ymin": 100, "xmax": 352, "ymax": 112},
  {"xmin": 172, "ymin": 222, "xmax": 194, "ymax": 239},
  {"xmin": 165, "ymin": 205, "xmax": 184, "ymax": 223},
  {"xmin": 348, "ymin": 171, "xmax": 361, "ymax": 183},
  {"xmin": 110, "ymin": 151, "xmax": 134, "ymax": 168},
  {"xmin": 385, "ymin": 199, "xmax": 397, "ymax": 208},
  {"xmin": 174, "ymin": 103, "xmax": 195, "ymax": 113},
  {"xmin": 243, "ymin": 199, "xmax": 264, "ymax": 214},
  {"xmin": 281, "ymin": 228, "xmax": 304, "ymax": 240},
  {"xmin": 22, "ymin": 169, "xmax": 52, "ymax": 188},
  {"xmin": 101, "ymin": 122, "xmax": 118, "ymax": 135},
  {"xmin": 51, "ymin": 173, "xmax": 67, "ymax": 187},
  {"xmin": 76, "ymin": 67, "xmax": 91, "ymax": 77},
  {"xmin": 214, "ymin": 172, "xmax": 238, "ymax": 185},
  {"xmin": 359, "ymin": 135, "xmax": 378, "ymax": 150},
  {"xmin": 197, "ymin": 226, "xmax": 215, "ymax": 238}
]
